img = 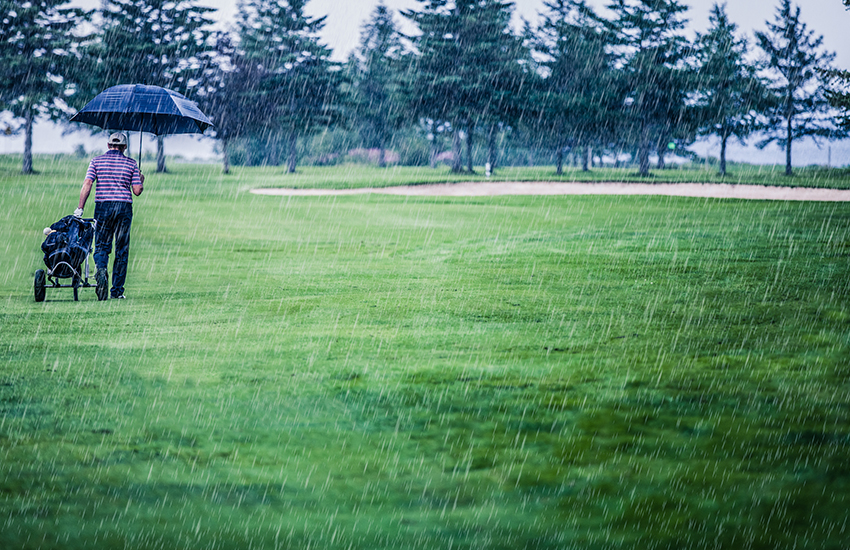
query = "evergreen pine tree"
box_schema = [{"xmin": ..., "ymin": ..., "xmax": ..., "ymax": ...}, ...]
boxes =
[
  {"xmin": 402, "ymin": 0, "xmax": 525, "ymax": 173},
  {"xmin": 0, "ymin": 0, "xmax": 90, "ymax": 174},
  {"xmin": 530, "ymin": 0, "xmax": 620, "ymax": 174},
  {"xmin": 755, "ymin": 0, "xmax": 836, "ymax": 176},
  {"xmin": 348, "ymin": 2, "xmax": 406, "ymax": 168},
  {"xmin": 237, "ymin": 0, "xmax": 342, "ymax": 172},
  {"xmin": 605, "ymin": 0, "xmax": 693, "ymax": 176},
  {"xmin": 194, "ymin": 32, "xmax": 258, "ymax": 174},
  {"xmin": 694, "ymin": 3, "xmax": 772, "ymax": 176}
]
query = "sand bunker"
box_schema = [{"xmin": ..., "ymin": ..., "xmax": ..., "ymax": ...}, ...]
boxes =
[{"xmin": 251, "ymin": 181, "xmax": 850, "ymax": 201}]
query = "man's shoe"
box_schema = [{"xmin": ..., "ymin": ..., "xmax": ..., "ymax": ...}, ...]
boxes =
[
  {"xmin": 112, "ymin": 294, "xmax": 126, "ymax": 300},
  {"xmin": 95, "ymin": 269, "xmax": 108, "ymax": 301}
]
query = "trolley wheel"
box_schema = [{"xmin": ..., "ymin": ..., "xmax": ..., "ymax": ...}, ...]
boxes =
[
  {"xmin": 34, "ymin": 270, "xmax": 46, "ymax": 302},
  {"xmin": 72, "ymin": 275, "xmax": 80, "ymax": 302}
]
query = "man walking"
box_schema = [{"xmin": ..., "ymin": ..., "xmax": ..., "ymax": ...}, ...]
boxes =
[{"xmin": 75, "ymin": 132, "xmax": 144, "ymax": 301}]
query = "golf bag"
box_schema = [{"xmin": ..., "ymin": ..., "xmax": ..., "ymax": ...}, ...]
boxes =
[
  {"xmin": 35, "ymin": 215, "xmax": 96, "ymax": 302},
  {"xmin": 42, "ymin": 216, "xmax": 95, "ymax": 277}
]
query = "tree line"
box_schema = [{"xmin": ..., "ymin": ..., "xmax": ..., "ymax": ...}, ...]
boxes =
[{"xmin": 1, "ymin": 0, "xmax": 849, "ymax": 177}]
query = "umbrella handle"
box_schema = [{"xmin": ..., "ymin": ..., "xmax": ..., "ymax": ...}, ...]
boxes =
[{"xmin": 139, "ymin": 131, "xmax": 142, "ymax": 165}]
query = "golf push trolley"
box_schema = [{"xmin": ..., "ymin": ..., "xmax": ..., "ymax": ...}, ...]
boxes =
[{"xmin": 35, "ymin": 215, "xmax": 105, "ymax": 302}]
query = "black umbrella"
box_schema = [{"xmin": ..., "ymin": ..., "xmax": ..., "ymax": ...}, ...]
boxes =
[{"xmin": 70, "ymin": 84, "xmax": 213, "ymax": 161}]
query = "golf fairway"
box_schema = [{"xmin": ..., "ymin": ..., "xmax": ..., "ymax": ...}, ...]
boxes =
[{"xmin": 1, "ymin": 161, "xmax": 849, "ymax": 549}]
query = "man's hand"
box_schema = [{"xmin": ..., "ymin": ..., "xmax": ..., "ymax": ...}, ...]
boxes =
[
  {"xmin": 74, "ymin": 208, "xmax": 84, "ymax": 217},
  {"xmin": 133, "ymin": 172, "xmax": 144, "ymax": 197}
]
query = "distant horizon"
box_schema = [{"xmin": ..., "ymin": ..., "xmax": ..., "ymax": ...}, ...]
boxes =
[{"xmin": 2, "ymin": 118, "xmax": 847, "ymax": 168}]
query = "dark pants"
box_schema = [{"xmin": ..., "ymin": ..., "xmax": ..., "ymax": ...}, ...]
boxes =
[{"xmin": 94, "ymin": 201, "xmax": 133, "ymax": 297}]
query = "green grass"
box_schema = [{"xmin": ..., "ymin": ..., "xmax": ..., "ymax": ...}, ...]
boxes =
[
  {"xmin": 4, "ymin": 153, "xmax": 850, "ymax": 189},
  {"xmin": 1, "ymin": 158, "xmax": 849, "ymax": 549}
]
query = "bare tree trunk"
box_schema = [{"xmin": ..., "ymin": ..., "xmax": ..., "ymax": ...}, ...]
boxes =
[
  {"xmin": 581, "ymin": 145, "xmax": 590, "ymax": 172},
  {"xmin": 785, "ymin": 114, "xmax": 793, "ymax": 176},
  {"xmin": 156, "ymin": 135, "xmax": 166, "ymax": 173},
  {"xmin": 555, "ymin": 144, "xmax": 563, "ymax": 175},
  {"xmin": 378, "ymin": 145, "xmax": 386, "ymax": 168},
  {"xmin": 638, "ymin": 126, "xmax": 651, "ymax": 177},
  {"xmin": 430, "ymin": 137, "xmax": 439, "ymax": 169},
  {"xmin": 287, "ymin": 130, "xmax": 298, "ymax": 173},
  {"xmin": 639, "ymin": 147, "xmax": 651, "ymax": 176},
  {"xmin": 222, "ymin": 138, "xmax": 230, "ymax": 175},
  {"xmin": 487, "ymin": 124, "xmax": 497, "ymax": 172},
  {"xmin": 23, "ymin": 107, "xmax": 33, "ymax": 174},
  {"xmin": 451, "ymin": 129, "xmax": 462, "ymax": 173},
  {"xmin": 465, "ymin": 123, "xmax": 474, "ymax": 173},
  {"xmin": 657, "ymin": 147, "xmax": 666, "ymax": 170},
  {"xmin": 719, "ymin": 130, "xmax": 728, "ymax": 176}
]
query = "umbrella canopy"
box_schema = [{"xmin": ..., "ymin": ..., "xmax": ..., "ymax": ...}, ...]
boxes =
[{"xmin": 70, "ymin": 84, "xmax": 213, "ymax": 135}]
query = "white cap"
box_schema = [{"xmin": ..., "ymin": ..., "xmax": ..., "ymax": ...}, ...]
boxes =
[{"xmin": 108, "ymin": 132, "xmax": 128, "ymax": 146}]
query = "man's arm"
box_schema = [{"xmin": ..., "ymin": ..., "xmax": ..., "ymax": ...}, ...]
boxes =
[
  {"xmin": 133, "ymin": 172, "xmax": 144, "ymax": 196},
  {"xmin": 78, "ymin": 178, "xmax": 93, "ymax": 210}
]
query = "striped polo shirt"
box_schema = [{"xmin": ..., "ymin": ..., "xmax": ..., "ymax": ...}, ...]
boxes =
[{"xmin": 85, "ymin": 149, "xmax": 142, "ymax": 203}]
